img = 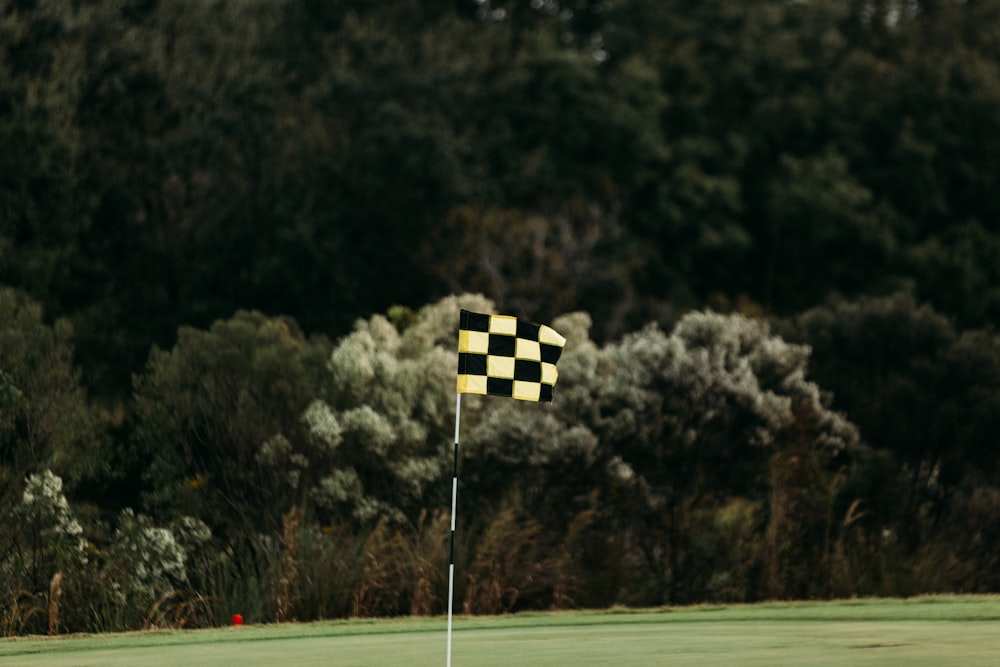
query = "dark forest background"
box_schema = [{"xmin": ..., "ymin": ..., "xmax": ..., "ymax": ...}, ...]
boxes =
[{"xmin": 2, "ymin": 0, "xmax": 999, "ymax": 634}]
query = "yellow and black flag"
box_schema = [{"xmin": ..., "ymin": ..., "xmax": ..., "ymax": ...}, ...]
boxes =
[
  {"xmin": 456, "ymin": 309, "xmax": 566, "ymax": 402},
  {"xmin": 449, "ymin": 309, "xmax": 566, "ymax": 662}
]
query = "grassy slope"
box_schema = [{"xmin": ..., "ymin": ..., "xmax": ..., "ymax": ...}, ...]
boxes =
[{"xmin": 2, "ymin": 596, "xmax": 999, "ymax": 666}]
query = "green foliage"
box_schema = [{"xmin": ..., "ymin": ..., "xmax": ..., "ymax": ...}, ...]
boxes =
[
  {"xmin": 0, "ymin": 288, "xmax": 99, "ymax": 507},
  {"xmin": 762, "ymin": 149, "xmax": 891, "ymax": 310},
  {"xmin": 427, "ymin": 201, "xmax": 633, "ymax": 338},
  {"xmin": 782, "ymin": 293, "xmax": 1000, "ymax": 591},
  {"xmin": 132, "ymin": 310, "xmax": 332, "ymax": 539},
  {"xmin": 0, "ymin": 5, "xmax": 87, "ymax": 317},
  {"xmin": 784, "ymin": 293, "xmax": 1000, "ymax": 488},
  {"xmin": 5, "ymin": 0, "xmax": 1000, "ymax": 396},
  {"xmin": 908, "ymin": 221, "xmax": 1000, "ymax": 327}
]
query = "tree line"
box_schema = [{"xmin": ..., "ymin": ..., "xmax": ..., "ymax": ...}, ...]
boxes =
[
  {"xmin": 1, "ymin": 0, "xmax": 999, "ymax": 634},
  {"xmin": 2, "ymin": 291, "xmax": 998, "ymax": 633},
  {"xmin": 4, "ymin": 0, "xmax": 999, "ymax": 396}
]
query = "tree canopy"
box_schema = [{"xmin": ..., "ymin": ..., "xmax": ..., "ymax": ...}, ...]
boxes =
[{"xmin": 2, "ymin": 0, "xmax": 998, "ymax": 397}]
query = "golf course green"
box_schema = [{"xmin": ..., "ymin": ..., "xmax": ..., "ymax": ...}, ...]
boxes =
[{"xmin": 2, "ymin": 596, "xmax": 998, "ymax": 666}]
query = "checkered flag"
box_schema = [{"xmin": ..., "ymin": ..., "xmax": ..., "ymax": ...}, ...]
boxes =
[{"xmin": 456, "ymin": 309, "xmax": 566, "ymax": 402}]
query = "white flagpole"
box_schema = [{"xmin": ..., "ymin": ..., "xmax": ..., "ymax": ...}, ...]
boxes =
[{"xmin": 446, "ymin": 392, "xmax": 461, "ymax": 667}]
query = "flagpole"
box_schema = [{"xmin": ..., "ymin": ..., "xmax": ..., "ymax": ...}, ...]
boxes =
[{"xmin": 446, "ymin": 392, "xmax": 461, "ymax": 667}]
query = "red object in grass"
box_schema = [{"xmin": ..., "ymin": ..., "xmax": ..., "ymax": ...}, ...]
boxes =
[{"xmin": 233, "ymin": 614, "xmax": 243, "ymax": 626}]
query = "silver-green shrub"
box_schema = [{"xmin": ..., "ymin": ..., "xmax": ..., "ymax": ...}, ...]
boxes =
[{"xmin": 589, "ymin": 310, "xmax": 861, "ymax": 603}]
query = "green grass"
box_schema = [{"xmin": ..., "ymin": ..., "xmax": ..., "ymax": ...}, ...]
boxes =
[{"xmin": 3, "ymin": 596, "xmax": 1000, "ymax": 666}]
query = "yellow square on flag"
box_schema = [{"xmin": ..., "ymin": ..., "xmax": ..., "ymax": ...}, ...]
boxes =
[
  {"xmin": 512, "ymin": 381, "xmax": 541, "ymax": 402},
  {"xmin": 488, "ymin": 315, "xmax": 518, "ymax": 336},
  {"xmin": 541, "ymin": 362, "xmax": 558, "ymax": 385},
  {"xmin": 515, "ymin": 338, "xmax": 541, "ymax": 361},
  {"xmin": 459, "ymin": 330, "xmax": 489, "ymax": 354},
  {"xmin": 487, "ymin": 355, "xmax": 516, "ymax": 379}
]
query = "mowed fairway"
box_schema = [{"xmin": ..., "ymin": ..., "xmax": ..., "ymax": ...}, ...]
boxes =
[{"xmin": 2, "ymin": 596, "xmax": 999, "ymax": 666}]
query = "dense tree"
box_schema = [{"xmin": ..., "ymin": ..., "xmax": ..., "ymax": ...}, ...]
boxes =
[
  {"xmin": 0, "ymin": 288, "xmax": 99, "ymax": 508},
  {"xmin": 784, "ymin": 293, "xmax": 1000, "ymax": 489},
  {"xmin": 4, "ymin": 0, "xmax": 1000, "ymax": 398},
  {"xmin": 131, "ymin": 311, "xmax": 332, "ymax": 539},
  {"xmin": 782, "ymin": 292, "xmax": 1000, "ymax": 581},
  {"xmin": 589, "ymin": 310, "xmax": 861, "ymax": 603},
  {"xmin": 0, "ymin": 4, "xmax": 89, "ymax": 319}
]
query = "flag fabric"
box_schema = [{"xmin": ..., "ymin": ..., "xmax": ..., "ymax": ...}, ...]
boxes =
[{"xmin": 456, "ymin": 309, "xmax": 566, "ymax": 402}]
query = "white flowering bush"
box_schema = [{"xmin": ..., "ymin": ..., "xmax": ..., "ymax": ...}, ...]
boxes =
[
  {"xmin": 0, "ymin": 470, "xmax": 91, "ymax": 634},
  {"xmin": 170, "ymin": 516, "xmax": 212, "ymax": 553},
  {"xmin": 68, "ymin": 508, "xmax": 197, "ymax": 631},
  {"xmin": 110, "ymin": 510, "xmax": 187, "ymax": 597},
  {"xmin": 20, "ymin": 470, "xmax": 85, "ymax": 547},
  {"xmin": 2, "ymin": 471, "xmax": 87, "ymax": 587}
]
